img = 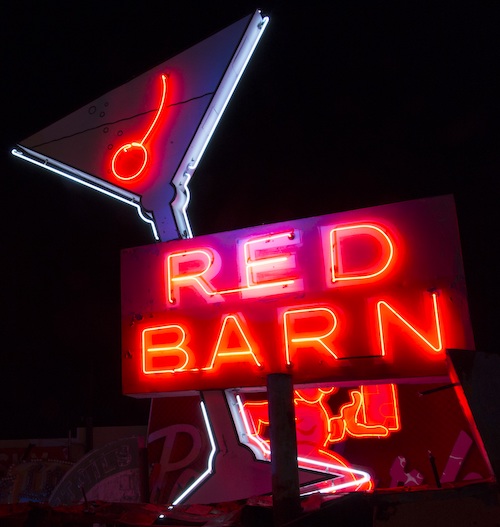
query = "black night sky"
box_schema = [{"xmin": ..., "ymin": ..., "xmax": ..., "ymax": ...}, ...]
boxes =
[{"xmin": 2, "ymin": 1, "xmax": 499, "ymax": 439}]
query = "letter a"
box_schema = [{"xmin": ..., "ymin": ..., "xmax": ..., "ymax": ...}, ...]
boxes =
[{"xmin": 204, "ymin": 315, "xmax": 262, "ymax": 370}]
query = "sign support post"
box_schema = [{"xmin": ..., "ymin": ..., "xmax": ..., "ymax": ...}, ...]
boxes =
[{"xmin": 267, "ymin": 373, "xmax": 302, "ymax": 525}]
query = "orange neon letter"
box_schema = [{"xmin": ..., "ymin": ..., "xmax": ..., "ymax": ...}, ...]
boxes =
[
  {"xmin": 142, "ymin": 324, "xmax": 194, "ymax": 374},
  {"xmin": 239, "ymin": 231, "xmax": 304, "ymax": 299},
  {"xmin": 166, "ymin": 248, "xmax": 224, "ymax": 304},
  {"xmin": 325, "ymin": 223, "xmax": 395, "ymax": 285},
  {"xmin": 377, "ymin": 292, "xmax": 443, "ymax": 356},
  {"xmin": 283, "ymin": 307, "xmax": 338, "ymax": 365},
  {"xmin": 203, "ymin": 314, "xmax": 262, "ymax": 370}
]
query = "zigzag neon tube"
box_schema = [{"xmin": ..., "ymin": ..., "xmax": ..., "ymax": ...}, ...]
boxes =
[
  {"xmin": 170, "ymin": 401, "xmax": 217, "ymax": 505},
  {"xmin": 235, "ymin": 395, "xmax": 371, "ymax": 495}
]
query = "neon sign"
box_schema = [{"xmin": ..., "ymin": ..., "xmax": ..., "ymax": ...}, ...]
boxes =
[
  {"xmin": 13, "ymin": 11, "xmax": 269, "ymax": 242},
  {"xmin": 327, "ymin": 223, "xmax": 395, "ymax": 284},
  {"xmin": 121, "ymin": 196, "xmax": 474, "ymax": 395},
  {"xmin": 111, "ymin": 74, "xmax": 169, "ymax": 181},
  {"xmin": 166, "ymin": 230, "xmax": 302, "ymax": 302},
  {"xmin": 230, "ymin": 383, "xmax": 400, "ymax": 493},
  {"xmin": 377, "ymin": 293, "xmax": 443, "ymax": 356}
]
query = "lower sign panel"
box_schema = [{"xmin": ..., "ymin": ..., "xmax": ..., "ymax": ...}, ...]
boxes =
[{"xmin": 146, "ymin": 382, "xmax": 492, "ymax": 505}]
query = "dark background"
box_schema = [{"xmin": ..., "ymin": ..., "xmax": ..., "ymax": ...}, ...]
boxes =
[{"xmin": 2, "ymin": 1, "xmax": 499, "ymax": 439}]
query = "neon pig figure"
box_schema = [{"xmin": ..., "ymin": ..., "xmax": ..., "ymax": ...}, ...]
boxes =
[
  {"xmin": 238, "ymin": 384, "xmax": 400, "ymax": 493},
  {"xmin": 111, "ymin": 74, "xmax": 169, "ymax": 181}
]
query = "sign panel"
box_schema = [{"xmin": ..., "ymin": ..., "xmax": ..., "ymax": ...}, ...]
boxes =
[
  {"xmin": 121, "ymin": 195, "xmax": 474, "ymax": 396},
  {"xmin": 143, "ymin": 382, "xmax": 492, "ymax": 504},
  {"xmin": 12, "ymin": 11, "xmax": 269, "ymax": 241}
]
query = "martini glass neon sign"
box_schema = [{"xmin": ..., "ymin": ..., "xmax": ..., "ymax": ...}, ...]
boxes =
[{"xmin": 111, "ymin": 74, "xmax": 168, "ymax": 181}]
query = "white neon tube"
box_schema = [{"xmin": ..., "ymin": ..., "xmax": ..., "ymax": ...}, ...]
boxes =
[
  {"xmin": 11, "ymin": 147, "xmax": 159, "ymax": 240},
  {"xmin": 170, "ymin": 400, "xmax": 217, "ymax": 505},
  {"xmin": 171, "ymin": 11, "xmax": 269, "ymax": 239}
]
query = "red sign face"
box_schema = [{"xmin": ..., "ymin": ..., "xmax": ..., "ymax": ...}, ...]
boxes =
[{"xmin": 121, "ymin": 195, "xmax": 474, "ymax": 396}]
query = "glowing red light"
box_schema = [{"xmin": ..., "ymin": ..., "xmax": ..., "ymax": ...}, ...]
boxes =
[
  {"xmin": 283, "ymin": 307, "xmax": 338, "ymax": 365},
  {"xmin": 122, "ymin": 196, "xmax": 473, "ymax": 395},
  {"xmin": 142, "ymin": 324, "xmax": 193, "ymax": 374},
  {"xmin": 377, "ymin": 292, "xmax": 443, "ymax": 356},
  {"xmin": 239, "ymin": 384, "xmax": 401, "ymax": 493},
  {"xmin": 166, "ymin": 231, "xmax": 302, "ymax": 305},
  {"xmin": 203, "ymin": 314, "xmax": 263, "ymax": 370},
  {"xmin": 111, "ymin": 74, "xmax": 168, "ymax": 181},
  {"xmin": 327, "ymin": 223, "xmax": 395, "ymax": 285}
]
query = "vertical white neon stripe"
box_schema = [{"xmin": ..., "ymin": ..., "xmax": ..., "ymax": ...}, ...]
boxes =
[{"xmin": 171, "ymin": 401, "xmax": 217, "ymax": 505}]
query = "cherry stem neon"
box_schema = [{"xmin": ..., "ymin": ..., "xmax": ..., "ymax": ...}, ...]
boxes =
[{"xmin": 111, "ymin": 74, "xmax": 168, "ymax": 181}]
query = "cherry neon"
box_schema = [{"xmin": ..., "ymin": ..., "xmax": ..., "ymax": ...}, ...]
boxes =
[{"xmin": 111, "ymin": 74, "xmax": 168, "ymax": 181}]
